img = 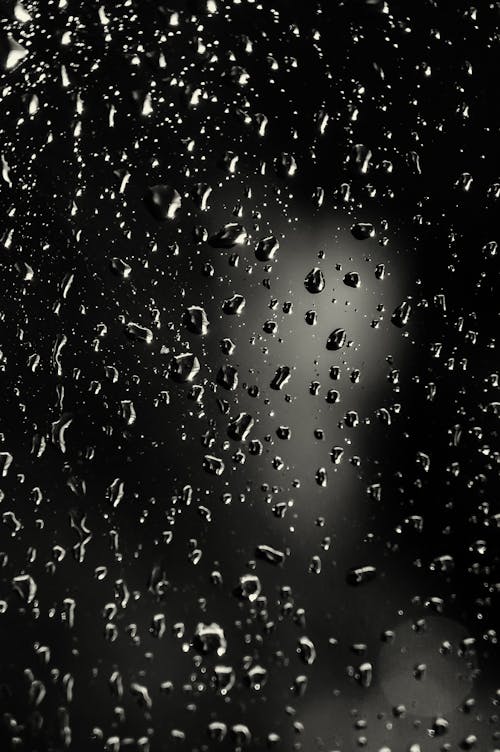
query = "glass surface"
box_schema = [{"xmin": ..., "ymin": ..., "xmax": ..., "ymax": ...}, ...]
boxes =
[{"xmin": 0, "ymin": 2, "xmax": 498, "ymax": 751}]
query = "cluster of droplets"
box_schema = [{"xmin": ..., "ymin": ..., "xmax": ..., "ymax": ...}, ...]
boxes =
[{"xmin": 0, "ymin": 0, "xmax": 499, "ymax": 750}]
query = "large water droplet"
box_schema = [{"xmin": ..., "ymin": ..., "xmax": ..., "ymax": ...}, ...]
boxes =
[
  {"xmin": 228, "ymin": 412, "xmax": 254, "ymax": 441},
  {"xmin": 144, "ymin": 184, "xmax": 182, "ymax": 220},
  {"xmin": 351, "ymin": 222, "xmax": 375, "ymax": 240},
  {"xmin": 209, "ymin": 223, "xmax": 248, "ymax": 248},
  {"xmin": 343, "ymin": 271, "xmax": 360, "ymax": 288},
  {"xmin": 125, "ymin": 322, "xmax": 153, "ymax": 343},
  {"xmin": 326, "ymin": 328, "xmax": 347, "ymax": 350},
  {"xmin": 391, "ymin": 300, "xmax": 412, "ymax": 327},
  {"xmin": 304, "ymin": 267, "xmax": 325, "ymax": 293},
  {"xmin": 170, "ymin": 353, "xmax": 200, "ymax": 382},
  {"xmin": 0, "ymin": 36, "xmax": 28, "ymax": 72},
  {"xmin": 223, "ymin": 294, "xmax": 246, "ymax": 315},
  {"xmin": 270, "ymin": 365, "xmax": 291, "ymax": 390},
  {"xmin": 217, "ymin": 364, "xmax": 238, "ymax": 390},
  {"xmin": 255, "ymin": 235, "xmax": 279, "ymax": 261},
  {"xmin": 183, "ymin": 306, "xmax": 209, "ymax": 335}
]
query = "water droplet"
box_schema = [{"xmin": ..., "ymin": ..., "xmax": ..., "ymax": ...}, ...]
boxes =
[
  {"xmin": 346, "ymin": 565, "xmax": 377, "ymax": 586},
  {"xmin": 343, "ymin": 271, "xmax": 360, "ymax": 288},
  {"xmin": 110, "ymin": 257, "xmax": 132, "ymax": 277},
  {"xmin": 183, "ymin": 306, "xmax": 209, "ymax": 335},
  {"xmin": 203, "ymin": 455, "xmax": 225, "ymax": 475},
  {"xmin": 0, "ymin": 451, "xmax": 13, "ymax": 477},
  {"xmin": 270, "ymin": 365, "xmax": 291, "ymax": 390},
  {"xmin": 125, "ymin": 322, "xmax": 153, "ymax": 343},
  {"xmin": 0, "ymin": 35, "xmax": 28, "ymax": 72},
  {"xmin": 170, "ymin": 353, "xmax": 200, "ymax": 382},
  {"xmin": 391, "ymin": 301, "xmax": 412, "ymax": 327},
  {"xmin": 237, "ymin": 574, "xmax": 261, "ymax": 602},
  {"xmin": 223, "ymin": 294, "xmax": 246, "ymax": 315},
  {"xmin": 217, "ymin": 364, "xmax": 238, "ymax": 390},
  {"xmin": 144, "ymin": 184, "xmax": 182, "ymax": 220},
  {"xmin": 194, "ymin": 622, "xmax": 227, "ymax": 655},
  {"xmin": 228, "ymin": 412, "xmax": 254, "ymax": 441},
  {"xmin": 12, "ymin": 574, "xmax": 37, "ymax": 603},
  {"xmin": 255, "ymin": 235, "xmax": 279, "ymax": 261},
  {"xmin": 255, "ymin": 545, "xmax": 285, "ymax": 565},
  {"xmin": 209, "ymin": 223, "xmax": 248, "ymax": 248},
  {"xmin": 326, "ymin": 328, "xmax": 346, "ymax": 350},
  {"xmin": 351, "ymin": 222, "xmax": 375, "ymax": 240},
  {"xmin": 298, "ymin": 636, "xmax": 316, "ymax": 665},
  {"xmin": 304, "ymin": 267, "xmax": 325, "ymax": 293}
]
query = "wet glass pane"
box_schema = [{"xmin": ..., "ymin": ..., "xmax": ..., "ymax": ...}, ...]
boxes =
[{"xmin": 0, "ymin": 2, "xmax": 498, "ymax": 751}]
